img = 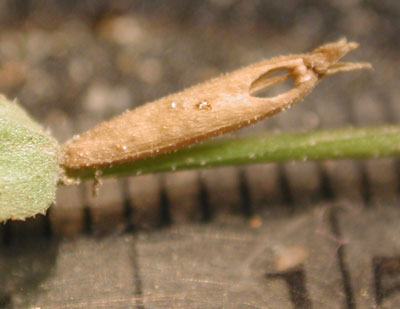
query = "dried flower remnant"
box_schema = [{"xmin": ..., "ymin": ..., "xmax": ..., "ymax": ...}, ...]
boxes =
[{"xmin": 61, "ymin": 39, "xmax": 371, "ymax": 170}]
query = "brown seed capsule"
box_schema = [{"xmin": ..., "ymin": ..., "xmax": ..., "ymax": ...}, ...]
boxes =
[{"xmin": 60, "ymin": 39, "xmax": 370, "ymax": 169}]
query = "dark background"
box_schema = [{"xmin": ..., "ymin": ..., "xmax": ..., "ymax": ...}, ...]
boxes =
[{"xmin": 1, "ymin": 1, "xmax": 400, "ymax": 308}]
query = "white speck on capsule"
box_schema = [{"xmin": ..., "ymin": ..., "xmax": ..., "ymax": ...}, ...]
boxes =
[{"xmin": 198, "ymin": 101, "xmax": 210, "ymax": 109}]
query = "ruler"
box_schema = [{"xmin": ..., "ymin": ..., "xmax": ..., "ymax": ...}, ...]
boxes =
[{"xmin": 2, "ymin": 96, "xmax": 400, "ymax": 307}]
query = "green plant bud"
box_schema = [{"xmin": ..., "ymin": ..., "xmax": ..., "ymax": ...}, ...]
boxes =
[{"xmin": 0, "ymin": 95, "xmax": 59, "ymax": 221}]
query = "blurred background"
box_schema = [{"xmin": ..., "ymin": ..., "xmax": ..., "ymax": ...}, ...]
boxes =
[{"xmin": 1, "ymin": 1, "xmax": 400, "ymax": 308}]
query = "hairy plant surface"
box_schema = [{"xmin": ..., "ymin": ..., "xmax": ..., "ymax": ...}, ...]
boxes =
[
  {"xmin": 0, "ymin": 96, "xmax": 59, "ymax": 221},
  {"xmin": 0, "ymin": 40, "xmax": 371, "ymax": 221}
]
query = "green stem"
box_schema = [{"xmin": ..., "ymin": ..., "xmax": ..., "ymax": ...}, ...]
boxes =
[{"xmin": 64, "ymin": 125, "xmax": 400, "ymax": 181}]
